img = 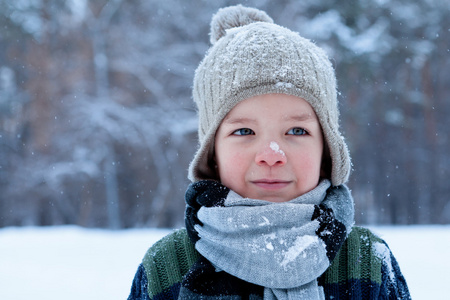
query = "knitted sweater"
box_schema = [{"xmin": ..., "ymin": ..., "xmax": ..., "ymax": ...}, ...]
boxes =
[{"xmin": 128, "ymin": 226, "xmax": 410, "ymax": 299}]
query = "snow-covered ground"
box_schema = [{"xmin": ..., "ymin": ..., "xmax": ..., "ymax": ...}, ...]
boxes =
[{"xmin": 0, "ymin": 225, "xmax": 448, "ymax": 299}]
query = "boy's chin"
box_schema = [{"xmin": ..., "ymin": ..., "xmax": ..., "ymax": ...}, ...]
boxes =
[
  {"xmin": 243, "ymin": 184, "xmax": 320, "ymax": 203},
  {"xmin": 245, "ymin": 191, "xmax": 297, "ymax": 203}
]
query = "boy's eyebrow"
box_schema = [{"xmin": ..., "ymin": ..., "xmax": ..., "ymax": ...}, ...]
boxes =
[
  {"xmin": 283, "ymin": 113, "xmax": 317, "ymax": 122},
  {"xmin": 223, "ymin": 114, "xmax": 317, "ymax": 125},
  {"xmin": 222, "ymin": 116, "xmax": 257, "ymax": 125}
]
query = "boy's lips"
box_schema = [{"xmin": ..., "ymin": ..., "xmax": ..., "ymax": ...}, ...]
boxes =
[{"xmin": 251, "ymin": 179, "xmax": 292, "ymax": 190}]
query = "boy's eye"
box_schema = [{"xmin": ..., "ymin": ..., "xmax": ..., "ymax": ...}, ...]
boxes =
[
  {"xmin": 287, "ymin": 127, "xmax": 307, "ymax": 135},
  {"xmin": 232, "ymin": 128, "xmax": 255, "ymax": 136}
]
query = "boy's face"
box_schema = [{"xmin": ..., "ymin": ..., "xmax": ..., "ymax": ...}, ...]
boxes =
[{"xmin": 214, "ymin": 94, "xmax": 324, "ymax": 202}]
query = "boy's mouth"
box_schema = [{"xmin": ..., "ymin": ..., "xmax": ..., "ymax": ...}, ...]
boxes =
[{"xmin": 251, "ymin": 179, "xmax": 291, "ymax": 190}]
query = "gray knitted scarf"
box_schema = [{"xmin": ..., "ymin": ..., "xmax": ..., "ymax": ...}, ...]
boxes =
[{"xmin": 194, "ymin": 180, "xmax": 354, "ymax": 300}]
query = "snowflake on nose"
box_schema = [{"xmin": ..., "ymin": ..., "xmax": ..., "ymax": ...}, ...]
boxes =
[{"xmin": 269, "ymin": 141, "xmax": 285, "ymax": 156}]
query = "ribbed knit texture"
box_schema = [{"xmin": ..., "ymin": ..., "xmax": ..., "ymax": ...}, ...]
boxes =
[
  {"xmin": 128, "ymin": 227, "xmax": 411, "ymax": 299},
  {"xmin": 143, "ymin": 230, "xmax": 200, "ymax": 299},
  {"xmin": 318, "ymin": 227, "xmax": 383, "ymax": 299}
]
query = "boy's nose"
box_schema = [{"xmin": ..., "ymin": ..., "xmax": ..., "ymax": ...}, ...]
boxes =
[{"xmin": 255, "ymin": 141, "xmax": 287, "ymax": 167}]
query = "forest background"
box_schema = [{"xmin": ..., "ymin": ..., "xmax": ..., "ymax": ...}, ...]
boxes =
[{"xmin": 0, "ymin": 0, "xmax": 449, "ymax": 229}]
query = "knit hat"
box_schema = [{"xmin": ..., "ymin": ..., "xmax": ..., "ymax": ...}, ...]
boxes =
[{"xmin": 188, "ymin": 5, "xmax": 351, "ymax": 186}]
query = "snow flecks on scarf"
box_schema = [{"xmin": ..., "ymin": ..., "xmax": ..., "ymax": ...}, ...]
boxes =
[
  {"xmin": 373, "ymin": 242, "xmax": 396, "ymax": 282},
  {"xmin": 280, "ymin": 235, "xmax": 322, "ymax": 268}
]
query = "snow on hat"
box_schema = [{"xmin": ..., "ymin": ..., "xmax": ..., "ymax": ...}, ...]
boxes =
[{"xmin": 188, "ymin": 5, "xmax": 351, "ymax": 186}]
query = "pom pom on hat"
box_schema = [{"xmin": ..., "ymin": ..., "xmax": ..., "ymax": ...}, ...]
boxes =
[{"xmin": 209, "ymin": 4, "xmax": 273, "ymax": 45}]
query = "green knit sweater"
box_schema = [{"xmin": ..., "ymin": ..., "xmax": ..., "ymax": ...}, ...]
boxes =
[{"xmin": 128, "ymin": 226, "xmax": 411, "ymax": 299}]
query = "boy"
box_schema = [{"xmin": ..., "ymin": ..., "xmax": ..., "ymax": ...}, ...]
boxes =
[{"xmin": 128, "ymin": 5, "xmax": 410, "ymax": 299}]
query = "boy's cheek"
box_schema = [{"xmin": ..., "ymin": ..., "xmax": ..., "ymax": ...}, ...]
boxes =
[{"xmin": 218, "ymin": 151, "xmax": 248, "ymax": 179}]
